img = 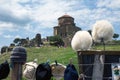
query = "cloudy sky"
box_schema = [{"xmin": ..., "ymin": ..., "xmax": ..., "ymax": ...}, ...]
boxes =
[{"xmin": 0, "ymin": 0, "xmax": 120, "ymax": 49}]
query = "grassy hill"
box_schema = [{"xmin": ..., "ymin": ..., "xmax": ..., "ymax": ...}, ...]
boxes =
[
  {"xmin": 0, "ymin": 45, "xmax": 120, "ymax": 80},
  {"xmin": 0, "ymin": 46, "xmax": 78, "ymax": 80}
]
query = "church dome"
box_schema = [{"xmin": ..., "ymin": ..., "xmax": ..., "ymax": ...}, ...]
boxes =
[{"xmin": 58, "ymin": 14, "xmax": 74, "ymax": 20}]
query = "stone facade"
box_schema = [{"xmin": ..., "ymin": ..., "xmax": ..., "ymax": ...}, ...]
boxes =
[{"xmin": 53, "ymin": 14, "xmax": 81, "ymax": 46}]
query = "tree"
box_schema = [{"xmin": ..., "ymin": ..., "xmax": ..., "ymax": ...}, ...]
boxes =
[
  {"xmin": 13, "ymin": 38, "xmax": 29, "ymax": 46},
  {"xmin": 35, "ymin": 33, "xmax": 42, "ymax": 47},
  {"xmin": 29, "ymin": 38, "xmax": 36, "ymax": 47},
  {"xmin": 13, "ymin": 38, "xmax": 21, "ymax": 46},
  {"xmin": 48, "ymin": 36, "xmax": 64, "ymax": 47},
  {"xmin": 1, "ymin": 46, "xmax": 8, "ymax": 54},
  {"xmin": 9, "ymin": 43, "xmax": 15, "ymax": 51},
  {"xmin": 20, "ymin": 38, "xmax": 28, "ymax": 46},
  {"xmin": 10, "ymin": 43, "xmax": 15, "ymax": 47},
  {"xmin": 113, "ymin": 33, "xmax": 119, "ymax": 40}
]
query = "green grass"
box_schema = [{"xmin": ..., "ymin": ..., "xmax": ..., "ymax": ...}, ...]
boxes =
[
  {"xmin": 0, "ymin": 46, "xmax": 78, "ymax": 80},
  {"xmin": 92, "ymin": 45, "xmax": 120, "ymax": 51},
  {"xmin": 26, "ymin": 46, "xmax": 77, "ymax": 64},
  {"xmin": 0, "ymin": 45, "xmax": 120, "ymax": 80}
]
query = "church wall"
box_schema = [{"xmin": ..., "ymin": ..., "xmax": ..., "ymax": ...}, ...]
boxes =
[{"xmin": 53, "ymin": 15, "xmax": 81, "ymax": 46}]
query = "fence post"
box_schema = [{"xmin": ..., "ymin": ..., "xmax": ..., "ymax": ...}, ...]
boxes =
[
  {"xmin": 77, "ymin": 51, "xmax": 83, "ymax": 74},
  {"xmin": 92, "ymin": 54, "xmax": 104, "ymax": 80},
  {"xmin": 10, "ymin": 46, "xmax": 27, "ymax": 80},
  {"xmin": 11, "ymin": 63, "xmax": 22, "ymax": 80}
]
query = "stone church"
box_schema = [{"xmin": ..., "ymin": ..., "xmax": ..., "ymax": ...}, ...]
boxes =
[{"xmin": 53, "ymin": 14, "xmax": 81, "ymax": 46}]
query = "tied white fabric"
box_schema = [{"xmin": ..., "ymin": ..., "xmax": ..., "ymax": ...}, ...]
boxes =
[
  {"xmin": 51, "ymin": 63, "xmax": 66, "ymax": 80},
  {"xmin": 23, "ymin": 60, "xmax": 38, "ymax": 80}
]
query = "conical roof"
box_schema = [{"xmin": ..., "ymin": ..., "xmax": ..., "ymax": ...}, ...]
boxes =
[{"xmin": 58, "ymin": 14, "xmax": 74, "ymax": 20}]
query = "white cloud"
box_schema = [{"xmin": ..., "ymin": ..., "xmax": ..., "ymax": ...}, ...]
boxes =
[
  {"xmin": 0, "ymin": 0, "xmax": 86, "ymax": 29},
  {"xmin": 29, "ymin": 0, "xmax": 84, "ymax": 28},
  {"xmin": 109, "ymin": 1, "xmax": 120, "ymax": 9},
  {"xmin": 0, "ymin": 32, "xmax": 3, "ymax": 35},
  {"xmin": 97, "ymin": 0, "xmax": 120, "ymax": 9},
  {"xmin": 3, "ymin": 34, "xmax": 22, "ymax": 39},
  {"xmin": 3, "ymin": 35, "xmax": 13, "ymax": 39},
  {"xmin": 0, "ymin": 0, "xmax": 29, "ymax": 17},
  {"xmin": 0, "ymin": 22, "xmax": 18, "ymax": 31},
  {"xmin": 0, "ymin": 0, "xmax": 32, "ymax": 26},
  {"xmin": 0, "ymin": 0, "xmax": 120, "ymax": 48},
  {"xmin": 14, "ymin": 35, "xmax": 22, "ymax": 38}
]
